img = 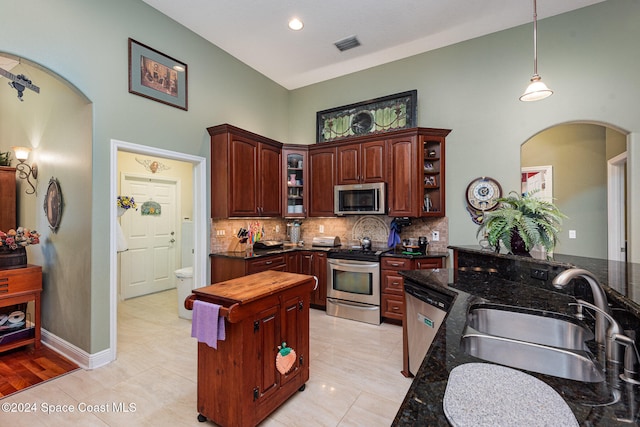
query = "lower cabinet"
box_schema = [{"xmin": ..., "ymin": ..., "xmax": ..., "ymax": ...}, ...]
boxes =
[
  {"xmin": 211, "ymin": 251, "xmax": 327, "ymax": 309},
  {"xmin": 0, "ymin": 265, "xmax": 42, "ymax": 353},
  {"xmin": 299, "ymin": 251, "xmax": 327, "ymax": 309},
  {"xmin": 192, "ymin": 271, "xmax": 314, "ymax": 427},
  {"xmin": 380, "ymin": 256, "xmax": 443, "ymax": 324},
  {"xmin": 211, "ymin": 254, "xmax": 286, "ymax": 283}
]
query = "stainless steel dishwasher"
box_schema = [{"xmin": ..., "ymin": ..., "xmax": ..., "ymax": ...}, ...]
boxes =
[{"xmin": 405, "ymin": 279, "xmax": 454, "ymax": 375}]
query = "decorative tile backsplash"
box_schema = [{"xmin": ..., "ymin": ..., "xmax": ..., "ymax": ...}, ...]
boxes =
[{"xmin": 210, "ymin": 216, "xmax": 449, "ymax": 254}]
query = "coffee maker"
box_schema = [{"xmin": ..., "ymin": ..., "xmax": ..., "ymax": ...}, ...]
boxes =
[{"xmin": 418, "ymin": 236, "xmax": 428, "ymax": 254}]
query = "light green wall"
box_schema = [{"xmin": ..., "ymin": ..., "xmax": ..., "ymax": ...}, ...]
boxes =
[
  {"xmin": 0, "ymin": 0, "xmax": 290, "ymax": 353},
  {"xmin": 289, "ymin": 0, "xmax": 640, "ymax": 264},
  {"xmin": 522, "ymin": 124, "xmax": 608, "ymax": 258},
  {"xmin": 2, "ymin": 0, "xmax": 640, "ymax": 356},
  {"xmin": 0, "ymin": 57, "xmax": 93, "ymax": 350}
]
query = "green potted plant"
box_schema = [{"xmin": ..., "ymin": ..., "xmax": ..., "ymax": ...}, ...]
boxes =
[{"xmin": 477, "ymin": 191, "xmax": 567, "ymax": 255}]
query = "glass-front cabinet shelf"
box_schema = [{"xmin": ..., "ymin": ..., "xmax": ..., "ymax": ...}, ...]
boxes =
[
  {"xmin": 421, "ymin": 135, "xmax": 446, "ymax": 217},
  {"xmin": 283, "ymin": 147, "xmax": 308, "ymax": 217}
]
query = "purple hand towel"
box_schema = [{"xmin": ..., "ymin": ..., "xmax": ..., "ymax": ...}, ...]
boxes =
[{"xmin": 191, "ymin": 300, "xmax": 226, "ymax": 349}]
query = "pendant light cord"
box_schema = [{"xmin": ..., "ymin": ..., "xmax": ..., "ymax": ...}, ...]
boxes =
[{"xmin": 532, "ymin": 0, "xmax": 539, "ymax": 76}]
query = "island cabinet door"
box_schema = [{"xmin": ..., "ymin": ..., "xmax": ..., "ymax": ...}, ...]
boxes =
[
  {"xmin": 279, "ymin": 294, "xmax": 306, "ymax": 387},
  {"xmin": 251, "ymin": 293, "xmax": 308, "ymax": 408},
  {"xmin": 254, "ymin": 304, "xmax": 281, "ymax": 404}
]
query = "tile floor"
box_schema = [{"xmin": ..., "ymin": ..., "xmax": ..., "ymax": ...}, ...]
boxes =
[{"xmin": 1, "ymin": 289, "xmax": 412, "ymax": 426}]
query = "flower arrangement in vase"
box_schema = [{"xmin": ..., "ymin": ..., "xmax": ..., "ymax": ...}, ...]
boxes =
[
  {"xmin": 0, "ymin": 227, "xmax": 40, "ymax": 250},
  {"xmin": 117, "ymin": 196, "xmax": 137, "ymax": 216},
  {"xmin": 0, "ymin": 227, "xmax": 40, "ymax": 269}
]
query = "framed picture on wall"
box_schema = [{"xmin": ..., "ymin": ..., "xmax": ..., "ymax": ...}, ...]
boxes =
[
  {"xmin": 128, "ymin": 38, "xmax": 188, "ymax": 110},
  {"xmin": 316, "ymin": 90, "xmax": 417, "ymax": 143},
  {"xmin": 521, "ymin": 165, "xmax": 553, "ymax": 202}
]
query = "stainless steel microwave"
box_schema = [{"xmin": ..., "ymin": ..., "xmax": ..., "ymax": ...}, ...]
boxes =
[{"xmin": 334, "ymin": 182, "xmax": 386, "ymax": 215}]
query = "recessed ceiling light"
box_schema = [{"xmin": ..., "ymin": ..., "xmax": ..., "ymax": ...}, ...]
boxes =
[{"xmin": 288, "ymin": 18, "xmax": 304, "ymax": 31}]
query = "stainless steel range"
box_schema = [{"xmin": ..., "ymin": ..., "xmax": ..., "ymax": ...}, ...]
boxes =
[{"xmin": 326, "ymin": 246, "xmax": 390, "ymax": 325}]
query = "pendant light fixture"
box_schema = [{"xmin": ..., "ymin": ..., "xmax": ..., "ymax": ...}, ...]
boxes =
[{"xmin": 520, "ymin": 0, "xmax": 553, "ymax": 102}]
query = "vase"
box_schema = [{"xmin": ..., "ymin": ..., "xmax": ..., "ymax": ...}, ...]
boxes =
[
  {"xmin": 0, "ymin": 246, "xmax": 27, "ymax": 270},
  {"xmin": 117, "ymin": 207, "xmax": 127, "ymax": 217},
  {"xmin": 510, "ymin": 232, "xmax": 531, "ymax": 257}
]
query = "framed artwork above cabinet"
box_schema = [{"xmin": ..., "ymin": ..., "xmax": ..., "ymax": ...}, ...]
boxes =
[{"xmin": 316, "ymin": 90, "xmax": 417, "ymax": 143}]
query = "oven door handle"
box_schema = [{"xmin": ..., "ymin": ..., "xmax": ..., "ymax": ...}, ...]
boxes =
[
  {"xmin": 327, "ymin": 259, "xmax": 379, "ymax": 269},
  {"xmin": 327, "ymin": 298, "xmax": 379, "ymax": 310}
]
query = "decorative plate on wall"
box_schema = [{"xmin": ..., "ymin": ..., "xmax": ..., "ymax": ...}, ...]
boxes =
[
  {"xmin": 465, "ymin": 176, "xmax": 502, "ymax": 225},
  {"xmin": 316, "ymin": 90, "xmax": 417, "ymax": 143},
  {"xmin": 43, "ymin": 177, "xmax": 63, "ymax": 232}
]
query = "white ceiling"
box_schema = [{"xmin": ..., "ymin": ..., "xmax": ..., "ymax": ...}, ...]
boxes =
[{"xmin": 141, "ymin": 0, "xmax": 603, "ymax": 90}]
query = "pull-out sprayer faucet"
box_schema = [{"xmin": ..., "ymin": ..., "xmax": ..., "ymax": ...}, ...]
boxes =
[{"xmin": 552, "ymin": 268, "xmax": 610, "ymax": 347}]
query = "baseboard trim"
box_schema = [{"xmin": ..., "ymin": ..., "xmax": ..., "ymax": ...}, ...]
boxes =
[{"xmin": 41, "ymin": 328, "xmax": 115, "ymax": 370}]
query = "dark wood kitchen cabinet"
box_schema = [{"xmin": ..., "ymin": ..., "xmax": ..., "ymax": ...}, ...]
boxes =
[
  {"xmin": 306, "ymin": 127, "xmax": 449, "ymax": 218},
  {"xmin": 387, "ymin": 136, "xmax": 418, "ymax": 217},
  {"xmin": 189, "ymin": 271, "xmax": 314, "ymax": 427},
  {"xmin": 380, "ymin": 256, "xmax": 443, "ymax": 324},
  {"xmin": 211, "ymin": 253, "xmax": 286, "ymax": 283},
  {"xmin": 283, "ymin": 146, "xmax": 308, "ymax": 217},
  {"xmin": 285, "ymin": 252, "xmax": 300, "ymax": 273},
  {"xmin": 336, "ymin": 140, "xmax": 386, "ymax": 185},
  {"xmin": 308, "ymin": 146, "xmax": 336, "ymax": 217},
  {"xmin": 208, "ymin": 124, "xmax": 282, "ymax": 218},
  {"xmin": 420, "ymin": 130, "xmax": 449, "ymax": 217},
  {"xmin": 387, "ymin": 128, "xmax": 450, "ymax": 217},
  {"xmin": 300, "ymin": 251, "xmax": 327, "ymax": 308}
]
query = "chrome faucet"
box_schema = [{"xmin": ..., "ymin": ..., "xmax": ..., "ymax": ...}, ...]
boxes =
[
  {"xmin": 552, "ymin": 268, "xmax": 611, "ymax": 349},
  {"xmin": 569, "ymin": 299, "xmax": 622, "ymax": 364}
]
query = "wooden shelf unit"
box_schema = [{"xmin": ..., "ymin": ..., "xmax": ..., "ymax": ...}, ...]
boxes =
[{"xmin": 0, "ymin": 265, "xmax": 42, "ymax": 353}]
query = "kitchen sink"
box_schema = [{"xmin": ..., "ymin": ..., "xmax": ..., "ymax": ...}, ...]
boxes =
[
  {"xmin": 466, "ymin": 304, "xmax": 594, "ymax": 350},
  {"xmin": 461, "ymin": 303, "xmax": 604, "ymax": 383}
]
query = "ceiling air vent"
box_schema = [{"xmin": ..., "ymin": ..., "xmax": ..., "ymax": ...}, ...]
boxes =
[{"xmin": 334, "ymin": 36, "xmax": 361, "ymax": 52}]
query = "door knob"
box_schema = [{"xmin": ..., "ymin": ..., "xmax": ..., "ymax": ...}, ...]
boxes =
[{"xmin": 170, "ymin": 238, "xmax": 176, "ymax": 243}]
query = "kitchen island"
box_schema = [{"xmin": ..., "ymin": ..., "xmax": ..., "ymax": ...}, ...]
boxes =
[
  {"xmin": 188, "ymin": 270, "xmax": 316, "ymax": 427},
  {"xmin": 392, "ymin": 249, "xmax": 640, "ymax": 426}
]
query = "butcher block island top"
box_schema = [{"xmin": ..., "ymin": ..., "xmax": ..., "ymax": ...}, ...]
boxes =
[
  {"xmin": 189, "ymin": 270, "xmax": 317, "ymax": 322},
  {"xmin": 187, "ymin": 270, "xmax": 316, "ymax": 427},
  {"xmin": 194, "ymin": 270, "xmax": 315, "ymax": 304}
]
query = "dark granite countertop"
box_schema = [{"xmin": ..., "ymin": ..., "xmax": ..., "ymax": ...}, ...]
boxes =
[
  {"xmin": 450, "ymin": 245, "xmax": 640, "ymax": 319},
  {"xmin": 210, "ymin": 246, "xmax": 448, "ymax": 261},
  {"xmin": 210, "ymin": 245, "xmax": 333, "ymax": 260},
  {"xmin": 382, "ymin": 250, "xmax": 449, "ymax": 260},
  {"xmin": 392, "ymin": 269, "xmax": 640, "ymax": 426}
]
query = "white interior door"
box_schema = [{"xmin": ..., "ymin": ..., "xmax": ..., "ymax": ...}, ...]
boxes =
[
  {"xmin": 608, "ymin": 152, "xmax": 627, "ymax": 262},
  {"xmin": 120, "ymin": 174, "xmax": 179, "ymax": 299}
]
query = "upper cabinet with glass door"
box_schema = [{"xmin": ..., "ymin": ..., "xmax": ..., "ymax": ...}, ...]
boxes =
[
  {"xmin": 283, "ymin": 146, "xmax": 308, "ymax": 217},
  {"xmin": 420, "ymin": 130, "xmax": 449, "ymax": 217}
]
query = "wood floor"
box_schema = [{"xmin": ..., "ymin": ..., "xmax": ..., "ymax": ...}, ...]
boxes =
[{"xmin": 0, "ymin": 345, "xmax": 79, "ymax": 398}]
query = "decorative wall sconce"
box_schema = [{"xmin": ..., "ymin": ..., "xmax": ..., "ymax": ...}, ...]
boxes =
[{"xmin": 11, "ymin": 146, "xmax": 38, "ymax": 195}]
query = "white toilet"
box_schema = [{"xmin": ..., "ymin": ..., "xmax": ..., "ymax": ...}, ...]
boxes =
[{"xmin": 175, "ymin": 220, "xmax": 194, "ymax": 320}]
